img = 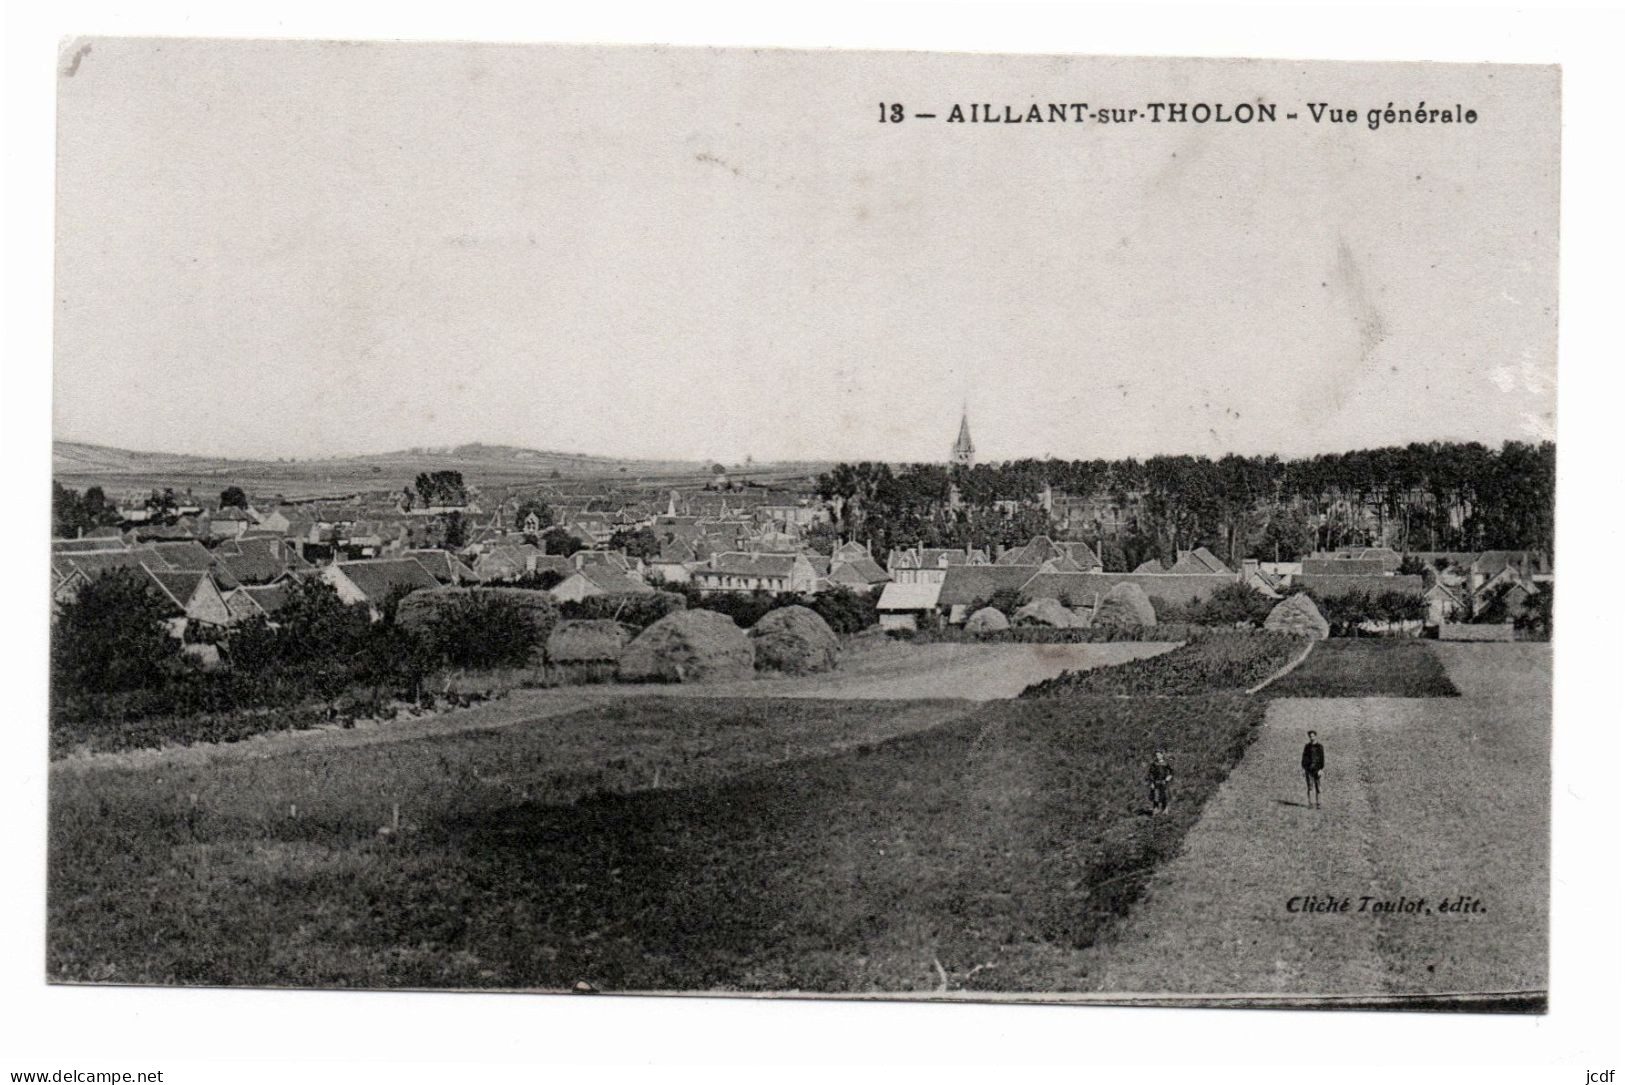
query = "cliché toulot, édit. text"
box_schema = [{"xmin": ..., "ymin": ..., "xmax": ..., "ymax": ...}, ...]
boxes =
[{"xmin": 1285, "ymin": 895, "xmax": 1488, "ymax": 917}]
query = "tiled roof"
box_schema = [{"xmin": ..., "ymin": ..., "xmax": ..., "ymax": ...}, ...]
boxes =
[
  {"xmin": 936, "ymin": 564, "xmax": 1042, "ymax": 607},
  {"xmin": 1021, "ymin": 571, "xmax": 1236, "ymax": 608},
  {"xmin": 1295, "ymin": 573, "xmax": 1425, "ymax": 596},
  {"xmin": 336, "ymin": 559, "xmax": 440, "ymax": 604}
]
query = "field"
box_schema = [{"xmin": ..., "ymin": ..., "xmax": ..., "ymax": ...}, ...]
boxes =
[
  {"xmin": 1263, "ymin": 638, "xmax": 1460, "ymax": 698},
  {"xmin": 49, "ymin": 692, "xmax": 1264, "ymax": 990},
  {"xmin": 48, "ymin": 638, "xmax": 1548, "ymax": 1002}
]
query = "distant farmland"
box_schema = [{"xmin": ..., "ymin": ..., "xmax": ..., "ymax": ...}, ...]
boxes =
[{"xmin": 52, "ymin": 439, "xmax": 831, "ymax": 497}]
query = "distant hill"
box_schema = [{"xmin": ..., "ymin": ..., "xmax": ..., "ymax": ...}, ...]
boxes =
[{"xmin": 52, "ymin": 439, "xmax": 714, "ymax": 483}]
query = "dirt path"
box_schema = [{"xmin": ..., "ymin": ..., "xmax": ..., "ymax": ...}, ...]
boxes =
[{"xmin": 1079, "ymin": 643, "xmax": 1550, "ymax": 999}]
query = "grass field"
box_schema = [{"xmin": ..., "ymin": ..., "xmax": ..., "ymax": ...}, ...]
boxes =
[
  {"xmin": 50, "ymin": 638, "xmax": 1540, "ymax": 1000},
  {"xmin": 49, "ymin": 691, "xmax": 1265, "ymax": 991},
  {"xmin": 1263, "ymin": 639, "xmax": 1460, "ymax": 699}
]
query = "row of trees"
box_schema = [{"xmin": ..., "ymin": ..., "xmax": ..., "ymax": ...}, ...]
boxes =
[{"xmin": 816, "ymin": 441, "xmax": 1555, "ymax": 565}]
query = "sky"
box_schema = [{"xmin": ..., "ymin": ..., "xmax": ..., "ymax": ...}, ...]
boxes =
[{"xmin": 53, "ymin": 41, "xmax": 1559, "ymax": 464}]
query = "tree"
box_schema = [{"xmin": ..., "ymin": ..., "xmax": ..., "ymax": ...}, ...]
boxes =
[
  {"xmin": 414, "ymin": 470, "xmax": 468, "ymax": 508},
  {"xmin": 435, "ymin": 511, "xmax": 467, "ymax": 550},
  {"xmin": 52, "ymin": 482, "xmax": 119, "ymax": 538},
  {"xmin": 609, "ymin": 526, "xmax": 660, "ymax": 560},
  {"xmin": 809, "ymin": 586, "xmax": 879, "ymax": 634},
  {"xmin": 219, "ymin": 485, "xmax": 249, "ymax": 510},
  {"xmin": 52, "ymin": 569, "xmax": 181, "ymax": 695},
  {"xmin": 542, "ymin": 526, "xmax": 584, "ymax": 557}
]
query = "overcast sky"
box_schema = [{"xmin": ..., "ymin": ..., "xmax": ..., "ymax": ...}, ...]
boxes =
[{"xmin": 54, "ymin": 41, "xmax": 1558, "ymax": 464}]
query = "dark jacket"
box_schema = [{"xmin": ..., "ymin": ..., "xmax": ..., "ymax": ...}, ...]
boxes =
[
  {"xmin": 1147, "ymin": 760, "xmax": 1173, "ymax": 784},
  {"xmin": 1302, "ymin": 741, "xmax": 1325, "ymax": 773}
]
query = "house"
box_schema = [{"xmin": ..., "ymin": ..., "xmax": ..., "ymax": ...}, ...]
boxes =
[
  {"xmin": 571, "ymin": 549, "xmax": 642, "ymax": 577},
  {"xmin": 887, "ymin": 543, "xmax": 991, "ymax": 585},
  {"xmin": 1294, "ymin": 573, "xmax": 1426, "ymax": 598},
  {"xmin": 566, "ymin": 519, "xmax": 616, "ymax": 548},
  {"xmin": 144, "ymin": 539, "xmax": 218, "ymax": 571},
  {"xmin": 472, "ymin": 543, "xmax": 544, "ymax": 582},
  {"xmin": 876, "ymin": 581, "xmax": 943, "ymax": 631},
  {"xmin": 320, "ymin": 558, "xmax": 440, "ymax": 619},
  {"xmin": 997, "ymin": 535, "xmax": 1102, "ymax": 571},
  {"xmin": 254, "ymin": 506, "xmax": 293, "ymax": 535},
  {"xmin": 141, "ymin": 568, "xmax": 235, "ymax": 633},
  {"xmin": 207, "ymin": 506, "xmax": 255, "ymax": 540},
  {"xmin": 224, "ymin": 583, "xmax": 294, "ymax": 622},
  {"xmin": 646, "ymin": 539, "xmax": 698, "ymax": 584},
  {"xmin": 1422, "ymin": 580, "xmax": 1466, "ymax": 627},
  {"xmin": 1167, "ymin": 547, "xmax": 1231, "ymax": 575},
  {"xmin": 214, "ymin": 536, "xmax": 306, "ymax": 585},
  {"xmin": 551, "ymin": 564, "xmax": 657, "ymax": 603},
  {"xmin": 827, "ymin": 553, "xmax": 891, "ymax": 594},
  {"xmin": 51, "ymin": 536, "xmax": 129, "ymax": 554},
  {"xmin": 402, "ymin": 548, "xmax": 481, "ymax": 585},
  {"xmin": 691, "ymin": 551, "xmax": 820, "ymax": 594},
  {"xmin": 935, "ymin": 564, "xmax": 1042, "ymax": 624}
]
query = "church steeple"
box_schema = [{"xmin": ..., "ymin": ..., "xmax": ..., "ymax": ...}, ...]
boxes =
[{"xmin": 951, "ymin": 407, "xmax": 975, "ymax": 467}]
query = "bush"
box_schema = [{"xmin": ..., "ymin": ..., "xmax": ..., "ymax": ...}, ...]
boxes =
[
  {"xmin": 807, "ymin": 587, "xmax": 879, "ymax": 634},
  {"xmin": 424, "ymin": 592, "xmax": 544, "ymax": 669},
  {"xmin": 674, "ymin": 587, "xmax": 797, "ymax": 629},
  {"xmin": 1189, "ymin": 583, "xmax": 1276, "ymax": 627},
  {"xmin": 559, "ymin": 591, "xmax": 686, "ymax": 631},
  {"xmin": 1302, "ymin": 587, "xmax": 1427, "ymax": 635},
  {"xmin": 51, "ymin": 568, "xmax": 182, "ymax": 697}
]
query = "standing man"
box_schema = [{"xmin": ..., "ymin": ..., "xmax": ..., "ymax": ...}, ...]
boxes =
[
  {"xmin": 1147, "ymin": 749, "xmax": 1174, "ymax": 815},
  {"xmin": 1301, "ymin": 730, "xmax": 1325, "ymax": 808}
]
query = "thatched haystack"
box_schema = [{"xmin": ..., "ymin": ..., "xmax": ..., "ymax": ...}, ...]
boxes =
[
  {"xmin": 749, "ymin": 605, "xmax": 840, "ymax": 674},
  {"xmin": 1094, "ymin": 582, "xmax": 1157, "ymax": 628},
  {"xmin": 546, "ymin": 619, "xmax": 630, "ymax": 664},
  {"xmin": 620, "ymin": 609, "xmax": 755, "ymax": 683},
  {"xmin": 1265, "ymin": 592, "xmax": 1330, "ymax": 639},
  {"xmin": 964, "ymin": 606, "xmax": 1011, "ymax": 634},
  {"xmin": 1013, "ymin": 597, "xmax": 1077, "ymax": 628}
]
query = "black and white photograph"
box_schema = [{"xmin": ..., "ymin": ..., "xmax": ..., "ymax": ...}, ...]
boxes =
[
  {"xmin": 7, "ymin": 7, "xmax": 1622, "ymax": 1081},
  {"xmin": 43, "ymin": 39, "xmax": 1558, "ymax": 1007}
]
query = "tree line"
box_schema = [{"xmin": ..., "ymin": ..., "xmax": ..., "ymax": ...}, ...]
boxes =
[{"xmin": 817, "ymin": 440, "xmax": 1555, "ymax": 566}]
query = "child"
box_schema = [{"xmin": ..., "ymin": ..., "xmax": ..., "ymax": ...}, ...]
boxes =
[
  {"xmin": 1301, "ymin": 730, "xmax": 1325, "ymax": 808},
  {"xmin": 1146, "ymin": 749, "xmax": 1174, "ymax": 815}
]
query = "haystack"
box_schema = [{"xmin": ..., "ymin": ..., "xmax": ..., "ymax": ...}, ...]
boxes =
[
  {"xmin": 620, "ymin": 608, "xmax": 755, "ymax": 682},
  {"xmin": 1094, "ymin": 581, "xmax": 1157, "ymax": 628},
  {"xmin": 749, "ymin": 605, "xmax": 840, "ymax": 674},
  {"xmin": 964, "ymin": 606, "xmax": 1011, "ymax": 634},
  {"xmin": 1013, "ymin": 597, "xmax": 1077, "ymax": 628},
  {"xmin": 546, "ymin": 619, "xmax": 630, "ymax": 664},
  {"xmin": 1265, "ymin": 592, "xmax": 1330, "ymax": 639}
]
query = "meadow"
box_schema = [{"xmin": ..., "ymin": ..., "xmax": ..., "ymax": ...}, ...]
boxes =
[
  {"xmin": 1261, "ymin": 638, "xmax": 1461, "ymax": 698},
  {"xmin": 49, "ymin": 691, "xmax": 1266, "ymax": 992}
]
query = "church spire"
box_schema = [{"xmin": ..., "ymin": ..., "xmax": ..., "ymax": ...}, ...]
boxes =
[{"xmin": 951, "ymin": 406, "xmax": 975, "ymax": 467}]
